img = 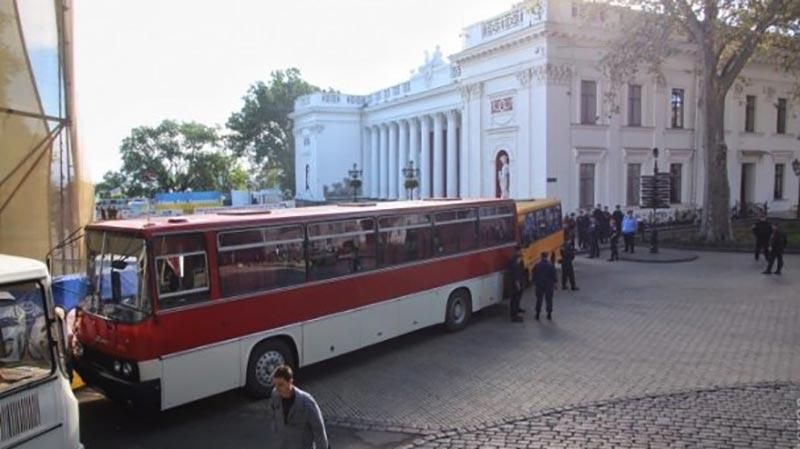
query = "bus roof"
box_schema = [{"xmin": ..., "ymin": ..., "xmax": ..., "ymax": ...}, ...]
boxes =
[
  {"xmin": 0, "ymin": 254, "xmax": 49, "ymax": 285},
  {"xmin": 86, "ymin": 198, "xmax": 514, "ymax": 236},
  {"xmin": 515, "ymin": 198, "xmax": 562, "ymax": 214}
]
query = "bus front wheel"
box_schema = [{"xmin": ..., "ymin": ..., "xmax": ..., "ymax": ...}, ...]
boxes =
[
  {"xmin": 444, "ymin": 289, "xmax": 472, "ymax": 332},
  {"xmin": 245, "ymin": 339, "xmax": 295, "ymax": 398}
]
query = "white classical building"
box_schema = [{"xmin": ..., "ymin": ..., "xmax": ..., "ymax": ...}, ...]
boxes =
[{"xmin": 292, "ymin": 1, "xmax": 800, "ymax": 214}]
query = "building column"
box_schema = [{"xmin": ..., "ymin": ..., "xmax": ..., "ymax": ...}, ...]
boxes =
[
  {"xmin": 433, "ymin": 112, "xmax": 445, "ymax": 197},
  {"xmin": 388, "ymin": 122, "xmax": 398, "ymax": 199},
  {"xmin": 370, "ymin": 125, "xmax": 379, "ymax": 198},
  {"xmin": 361, "ymin": 127, "xmax": 370, "ymax": 196},
  {"xmin": 446, "ymin": 110, "xmax": 458, "ymax": 198},
  {"xmin": 458, "ymin": 110, "xmax": 468, "ymax": 198},
  {"xmin": 420, "ymin": 116, "xmax": 431, "ymax": 198},
  {"xmin": 398, "ymin": 120, "xmax": 409, "ymax": 199},
  {"xmin": 409, "ymin": 118, "xmax": 420, "ymax": 199},
  {"xmin": 380, "ymin": 124, "xmax": 389, "ymax": 198}
]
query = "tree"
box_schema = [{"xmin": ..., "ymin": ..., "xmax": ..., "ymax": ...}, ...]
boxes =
[
  {"xmin": 226, "ymin": 68, "xmax": 318, "ymax": 195},
  {"xmin": 106, "ymin": 120, "xmax": 243, "ymax": 198},
  {"xmin": 95, "ymin": 171, "xmax": 126, "ymax": 198},
  {"xmin": 567, "ymin": 0, "xmax": 800, "ymax": 241}
]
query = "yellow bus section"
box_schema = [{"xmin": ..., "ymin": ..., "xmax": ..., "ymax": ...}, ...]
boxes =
[
  {"xmin": 71, "ymin": 373, "xmax": 84, "ymax": 389},
  {"xmin": 515, "ymin": 199, "xmax": 565, "ymax": 281}
]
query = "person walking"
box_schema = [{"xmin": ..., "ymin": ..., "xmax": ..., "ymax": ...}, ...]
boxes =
[
  {"xmin": 532, "ymin": 252, "xmax": 558, "ymax": 320},
  {"xmin": 506, "ymin": 247, "xmax": 527, "ymax": 322},
  {"xmin": 763, "ymin": 223, "xmax": 788, "ymax": 275},
  {"xmin": 608, "ymin": 219, "xmax": 620, "ymax": 261},
  {"xmin": 612, "ymin": 205, "xmax": 624, "ymax": 235},
  {"xmin": 560, "ymin": 242, "xmax": 579, "ymax": 290},
  {"xmin": 601, "ymin": 206, "xmax": 612, "ymax": 243},
  {"xmin": 588, "ymin": 217, "xmax": 601, "ymax": 258},
  {"xmin": 266, "ymin": 365, "xmax": 329, "ymax": 449},
  {"xmin": 622, "ymin": 210, "xmax": 638, "ymax": 253},
  {"xmin": 751, "ymin": 214, "xmax": 772, "ymax": 261},
  {"xmin": 576, "ymin": 210, "xmax": 589, "ymax": 250}
]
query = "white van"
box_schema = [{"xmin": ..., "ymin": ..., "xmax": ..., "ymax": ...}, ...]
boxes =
[{"xmin": 0, "ymin": 255, "xmax": 82, "ymax": 449}]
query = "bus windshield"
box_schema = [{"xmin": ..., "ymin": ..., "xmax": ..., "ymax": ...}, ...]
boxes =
[
  {"xmin": 83, "ymin": 231, "xmax": 150, "ymax": 323},
  {"xmin": 0, "ymin": 280, "xmax": 55, "ymax": 394}
]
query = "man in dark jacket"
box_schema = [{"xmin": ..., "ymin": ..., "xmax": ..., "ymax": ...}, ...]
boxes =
[
  {"xmin": 751, "ymin": 214, "xmax": 772, "ymax": 261},
  {"xmin": 560, "ymin": 242, "xmax": 578, "ymax": 290},
  {"xmin": 608, "ymin": 219, "xmax": 620, "ymax": 262},
  {"xmin": 506, "ymin": 247, "xmax": 527, "ymax": 322},
  {"xmin": 588, "ymin": 217, "xmax": 601, "ymax": 258},
  {"xmin": 532, "ymin": 252, "xmax": 558, "ymax": 320},
  {"xmin": 576, "ymin": 210, "xmax": 589, "ymax": 249},
  {"xmin": 763, "ymin": 223, "xmax": 788, "ymax": 275},
  {"xmin": 612, "ymin": 205, "xmax": 624, "ymax": 235},
  {"xmin": 266, "ymin": 365, "xmax": 329, "ymax": 449}
]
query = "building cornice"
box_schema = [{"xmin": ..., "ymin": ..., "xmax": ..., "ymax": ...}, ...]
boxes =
[
  {"xmin": 451, "ymin": 24, "xmax": 546, "ymax": 64},
  {"xmin": 363, "ymin": 83, "xmax": 460, "ymax": 114}
]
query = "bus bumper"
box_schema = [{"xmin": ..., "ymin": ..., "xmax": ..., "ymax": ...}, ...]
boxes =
[{"xmin": 74, "ymin": 358, "xmax": 160, "ymax": 410}]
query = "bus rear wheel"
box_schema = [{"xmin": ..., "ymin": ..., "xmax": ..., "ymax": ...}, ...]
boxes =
[
  {"xmin": 245, "ymin": 339, "xmax": 295, "ymax": 398},
  {"xmin": 444, "ymin": 289, "xmax": 472, "ymax": 332}
]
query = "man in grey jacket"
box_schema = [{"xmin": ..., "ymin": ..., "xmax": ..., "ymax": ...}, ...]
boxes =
[{"xmin": 266, "ymin": 365, "xmax": 329, "ymax": 449}]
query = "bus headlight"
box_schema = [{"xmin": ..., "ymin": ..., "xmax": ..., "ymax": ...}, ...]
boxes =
[
  {"xmin": 113, "ymin": 361, "xmax": 122, "ymax": 373},
  {"xmin": 73, "ymin": 341, "xmax": 83, "ymax": 358},
  {"xmin": 122, "ymin": 362, "xmax": 133, "ymax": 377}
]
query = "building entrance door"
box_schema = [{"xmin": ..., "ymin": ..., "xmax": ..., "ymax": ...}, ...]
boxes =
[{"xmin": 740, "ymin": 163, "xmax": 756, "ymax": 207}]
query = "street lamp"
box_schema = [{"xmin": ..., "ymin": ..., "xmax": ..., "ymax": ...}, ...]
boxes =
[
  {"xmin": 402, "ymin": 161, "xmax": 420, "ymax": 200},
  {"xmin": 650, "ymin": 147, "xmax": 660, "ymax": 254},
  {"xmin": 347, "ymin": 163, "xmax": 363, "ymax": 203},
  {"xmin": 792, "ymin": 158, "xmax": 800, "ymax": 220}
]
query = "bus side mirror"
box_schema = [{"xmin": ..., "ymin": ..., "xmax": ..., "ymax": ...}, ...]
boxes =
[{"xmin": 111, "ymin": 270, "xmax": 122, "ymax": 303}]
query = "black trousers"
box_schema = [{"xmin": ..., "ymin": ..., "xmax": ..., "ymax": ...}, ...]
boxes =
[
  {"xmin": 590, "ymin": 238, "xmax": 600, "ymax": 258},
  {"xmin": 609, "ymin": 241, "xmax": 619, "ymax": 260},
  {"xmin": 623, "ymin": 233, "xmax": 635, "ymax": 252},
  {"xmin": 509, "ymin": 290, "xmax": 522, "ymax": 317},
  {"xmin": 754, "ymin": 240, "xmax": 770, "ymax": 261},
  {"xmin": 535, "ymin": 286, "xmax": 554, "ymax": 314},
  {"xmin": 561, "ymin": 263, "xmax": 576, "ymax": 289},
  {"xmin": 766, "ymin": 251, "xmax": 784, "ymax": 273}
]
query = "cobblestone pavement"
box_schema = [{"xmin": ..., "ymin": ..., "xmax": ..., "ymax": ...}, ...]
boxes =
[
  {"xmin": 294, "ymin": 252, "xmax": 800, "ymax": 432},
  {"xmin": 408, "ymin": 383, "xmax": 799, "ymax": 449}
]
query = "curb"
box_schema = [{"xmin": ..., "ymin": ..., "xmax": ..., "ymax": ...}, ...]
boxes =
[{"xmin": 618, "ymin": 252, "xmax": 699, "ymax": 263}]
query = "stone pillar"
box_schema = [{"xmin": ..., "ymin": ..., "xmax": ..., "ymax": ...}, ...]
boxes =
[
  {"xmin": 380, "ymin": 124, "xmax": 389, "ymax": 198},
  {"xmin": 433, "ymin": 112, "xmax": 445, "ymax": 197},
  {"xmin": 408, "ymin": 118, "xmax": 422, "ymax": 199},
  {"xmin": 362, "ymin": 127, "xmax": 370, "ymax": 197},
  {"xmin": 420, "ymin": 116, "xmax": 431, "ymax": 198},
  {"xmin": 388, "ymin": 122, "xmax": 398, "ymax": 199},
  {"xmin": 370, "ymin": 125, "xmax": 379, "ymax": 198},
  {"xmin": 446, "ymin": 110, "xmax": 458, "ymax": 198},
  {"xmin": 399, "ymin": 120, "xmax": 409, "ymax": 199}
]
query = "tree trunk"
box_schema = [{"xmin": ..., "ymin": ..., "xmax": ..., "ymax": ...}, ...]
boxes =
[{"xmin": 699, "ymin": 74, "xmax": 733, "ymax": 241}]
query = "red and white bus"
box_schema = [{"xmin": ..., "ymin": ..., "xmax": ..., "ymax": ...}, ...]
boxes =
[{"xmin": 72, "ymin": 199, "xmax": 516, "ymax": 410}]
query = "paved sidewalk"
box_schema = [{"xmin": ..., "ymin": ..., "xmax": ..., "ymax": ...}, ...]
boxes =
[
  {"xmin": 408, "ymin": 382, "xmax": 799, "ymax": 448},
  {"xmin": 295, "ymin": 252, "xmax": 799, "ymax": 432}
]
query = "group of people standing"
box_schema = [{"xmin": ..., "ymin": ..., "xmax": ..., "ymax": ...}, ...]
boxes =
[
  {"xmin": 561, "ymin": 204, "xmax": 640, "ymax": 262},
  {"xmin": 752, "ymin": 214, "xmax": 788, "ymax": 275}
]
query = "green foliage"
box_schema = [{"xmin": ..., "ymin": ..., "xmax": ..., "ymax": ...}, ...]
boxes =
[
  {"xmin": 226, "ymin": 68, "xmax": 318, "ymax": 194},
  {"xmin": 103, "ymin": 120, "xmax": 243, "ymax": 198}
]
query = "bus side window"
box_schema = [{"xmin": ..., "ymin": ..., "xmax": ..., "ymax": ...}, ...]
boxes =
[
  {"xmin": 153, "ymin": 233, "xmax": 210, "ymax": 310},
  {"xmin": 307, "ymin": 218, "xmax": 376, "ymax": 282}
]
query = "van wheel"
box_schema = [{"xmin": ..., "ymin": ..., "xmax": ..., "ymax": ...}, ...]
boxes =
[
  {"xmin": 444, "ymin": 289, "xmax": 472, "ymax": 332},
  {"xmin": 245, "ymin": 339, "xmax": 294, "ymax": 398}
]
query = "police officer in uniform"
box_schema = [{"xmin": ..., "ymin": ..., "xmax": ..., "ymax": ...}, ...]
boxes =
[
  {"xmin": 506, "ymin": 247, "xmax": 526, "ymax": 322},
  {"xmin": 751, "ymin": 214, "xmax": 772, "ymax": 261},
  {"xmin": 560, "ymin": 242, "xmax": 578, "ymax": 291},
  {"xmin": 532, "ymin": 252, "xmax": 558, "ymax": 321}
]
